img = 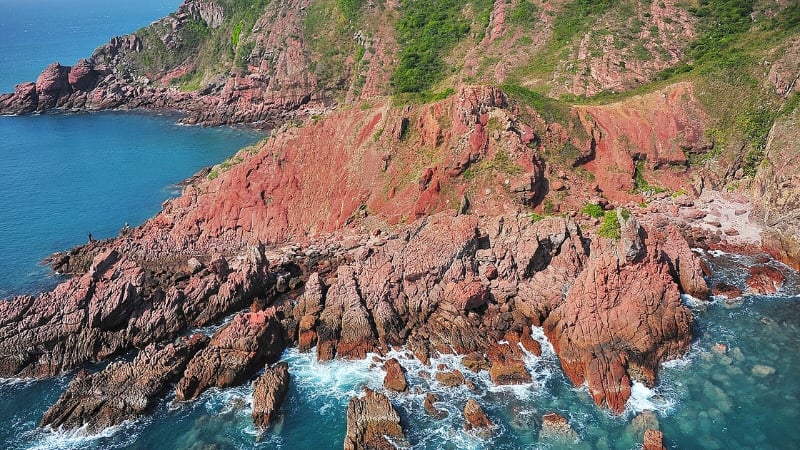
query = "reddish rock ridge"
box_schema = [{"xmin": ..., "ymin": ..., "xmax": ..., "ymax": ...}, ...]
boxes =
[
  {"xmin": 343, "ymin": 388, "xmax": 406, "ymax": 450},
  {"xmin": 544, "ymin": 211, "xmax": 693, "ymax": 414},
  {"xmin": 0, "ymin": 244, "xmax": 277, "ymax": 379},
  {"xmin": 40, "ymin": 334, "xmax": 208, "ymax": 434},
  {"xmin": 175, "ymin": 309, "xmax": 285, "ymax": 401}
]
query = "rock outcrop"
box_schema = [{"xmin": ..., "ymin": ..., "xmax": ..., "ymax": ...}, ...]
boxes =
[
  {"xmin": 383, "ymin": 358, "xmax": 408, "ymax": 392},
  {"xmin": 252, "ymin": 361, "xmax": 291, "ymax": 429},
  {"xmin": 643, "ymin": 429, "xmax": 667, "ymax": 450},
  {"xmin": 40, "ymin": 334, "xmax": 208, "ymax": 434},
  {"xmin": 544, "ymin": 212, "xmax": 693, "ymax": 413},
  {"xmin": 0, "ymin": 245, "xmax": 277, "ymax": 379},
  {"xmin": 463, "ymin": 399, "xmax": 493, "ymax": 432},
  {"xmin": 343, "ymin": 388, "xmax": 406, "ymax": 450},
  {"xmin": 746, "ymin": 265, "xmax": 786, "ymax": 295},
  {"xmin": 175, "ymin": 310, "xmax": 285, "ymax": 401}
]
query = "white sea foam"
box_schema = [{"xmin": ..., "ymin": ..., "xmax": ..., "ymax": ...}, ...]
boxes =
[
  {"xmin": 25, "ymin": 420, "xmax": 140, "ymax": 450},
  {"xmin": 625, "ymin": 382, "xmax": 675, "ymax": 416}
]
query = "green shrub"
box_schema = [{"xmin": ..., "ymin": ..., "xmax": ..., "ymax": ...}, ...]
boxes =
[
  {"xmin": 581, "ymin": 203, "xmax": 604, "ymax": 218},
  {"xmin": 509, "ymin": 1, "xmax": 538, "ymax": 27},
  {"xmin": 391, "ymin": 0, "xmax": 493, "ymax": 94},
  {"xmin": 597, "ymin": 210, "xmax": 621, "ymax": 240},
  {"xmin": 528, "ymin": 212, "xmax": 545, "ymax": 222}
]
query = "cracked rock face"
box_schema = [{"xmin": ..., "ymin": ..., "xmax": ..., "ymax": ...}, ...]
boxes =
[
  {"xmin": 175, "ymin": 310, "xmax": 285, "ymax": 401},
  {"xmin": 252, "ymin": 361, "xmax": 291, "ymax": 429},
  {"xmin": 40, "ymin": 334, "xmax": 208, "ymax": 434}
]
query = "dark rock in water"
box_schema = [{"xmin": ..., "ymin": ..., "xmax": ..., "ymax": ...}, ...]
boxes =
[
  {"xmin": 39, "ymin": 334, "xmax": 208, "ymax": 434},
  {"xmin": 643, "ymin": 429, "xmax": 666, "ymax": 450},
  {"xmin": 746, "ymin": 265, "xmax": 785, "ymax": 294},
  {"xmin": 176, "ymin": 310, "xmax": 285, "ymax": 401},
  {"xmin": 343, "ymin": 388, "xmax": 406, "ymax": 450},
  {"xmin": 383, "ymin": 358, "xmax": 408, "ymax": 392},
  {"xmin": 252, "ymin": 361, "xmax": 290, "ymax": 429},
  {"xmin": 713, "ymin": 282, "xmax": 743, "ymax": 300},
  {"xmin": 463, "ymin": 399, "xmax": 493, "ymax": 433}
]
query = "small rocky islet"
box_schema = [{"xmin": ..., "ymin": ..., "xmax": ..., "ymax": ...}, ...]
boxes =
[{"xmin": 1, "ymin": 0, "xmax": 799, "ymax": 448}]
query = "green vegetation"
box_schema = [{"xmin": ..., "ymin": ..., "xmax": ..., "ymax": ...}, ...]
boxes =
[
  {"xmin": 392, "ymin": 0, "xmax": 493, "ymax": 95},
  {"xmin": 528, "ymin": 212, "xmax": 545, "ymax": 222},
  {"xmin": 303, "ymin": 0, "xmax": 365, "ymax": 91},
  {"xmin": 632, "ymin": 160, "xmax": 667, "ymax": 194},
  {"xmin": 500, "ymin": 83, "xmax": 574, "ymax": 125},
  {"xmin": 486, "ymin": 149, "xmax": 524, "ymax": 175},
  {"xmin": 597, "ymin": 210, "xmax": 621, "ymax": 240},
  {"xmin": 581, "ymin": 203, "xmax": 604, "ymax": 218},
  {"xmin": 551, "ymin": 0, "xmax": 616, "ymax": 46},
  {"xmin": 508, "ymin": 1, "xmax": 538, "ymax": 27}
]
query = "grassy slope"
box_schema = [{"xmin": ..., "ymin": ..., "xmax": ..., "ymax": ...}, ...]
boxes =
[{"xmin": 118, "ymin": 0, "xmax": 799, "ymax": 188}]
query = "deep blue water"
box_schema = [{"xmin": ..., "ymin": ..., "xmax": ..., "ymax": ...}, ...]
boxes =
[
  {"xmin": 1, "ymin": 1, "xmax": 799, "ymax": 450},
  {"xmin": 0, "ymin": 0, "xmax": 181, "ymax": 92}
]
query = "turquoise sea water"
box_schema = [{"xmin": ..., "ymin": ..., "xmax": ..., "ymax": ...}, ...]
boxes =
[{"xmin": 1, "ymin": 1, "xmax": 799, "ymax": 450}]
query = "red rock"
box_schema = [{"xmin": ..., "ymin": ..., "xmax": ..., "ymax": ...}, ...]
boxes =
[
  {"xmin": 713, "ymin": 282, "xmax": 742, "ymax": 299},
  {"xmin": 435, "ymin": 369, "xmax": 466, "ymax": 387},
  {"xmin": 252, "ymin": 361, "xmax": 290, "ymax": 429},
  {"xmin": 643, "ymin": 429, "xmax": 666, "ymax": 450},
  {"xmin": 443, "ymin": 277, "xmax": 489, "ymax": 311},
  {"xmin": 543, "ymin": 216, "xmax": 693, "ymax": 414},
  {"xmin": 175, "ymin": 310, "xmax": 285, "ymax": 401},
  {"xmin": 423, "ymin": 393, "xmax": 447, "ymax": 419},
  {"xmin": 746, "ymin": 265, "xmax": 785, "ymax": 294},
  {"xmin": 461, "ymin": 352, "xmax": 490, "ymax": 372},
  {"xmin": 486, "ymin": 342, "xmax": 532, "ymax": 385},
  {"xmin": 383, "ymin": 358, "xmax": 408, "ymax": 392},
  {"xmin": 464, "ymin": 399, "xmax": 493, "ymax": 432},
  {"xmin": 343, "ymin": 388, "xmax": 406, "ymax": 450},
  {"xmin": 67, "ymin": 59, "xmax": 96, "ymax": 90}
]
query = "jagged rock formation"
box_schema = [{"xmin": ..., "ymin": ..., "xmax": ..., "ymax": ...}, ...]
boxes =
[
  {"xmin": 343, "ymin": 388, "xmax": 406, "ymax": 450},
  {"xmin": 175, "ymin": 310, "xmax": 285, "ymax": 401},
  {"xmin": 252, "ymin": 361, "xmax": 291, "ymax": 429},
  {"xmin": 463, "ymin": 399, "xmax": 493, "ymax": 432},
  {"xmin": 543, "ymin": 211, "xmax": 693, "ymax": 413},
  {"xmin": 382, "ymin": 358, "xmax": 408, "ymax": 393},
  {"xmin": 40, "ymin": 334, "xmax": 208, "ymax": 434}
]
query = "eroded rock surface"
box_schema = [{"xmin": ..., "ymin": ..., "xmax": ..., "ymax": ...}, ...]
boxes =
[
  {"xmin": 40, "ymin": 334, "xmax": 208, "ymax": 434},
  {"xmin": 343, "ymin": 388, "xmax": 406, "ymax": 450},
  {"xmin": 252, "ymin": 361, "xmax": 290, "ymax": 429},
  {"xmin": 543, "ymin": 212, "xmax": 693, "ymax": 413},
  {"xmin": 176, "ymin": 310, "xmax": 285, "ymax": 401}
]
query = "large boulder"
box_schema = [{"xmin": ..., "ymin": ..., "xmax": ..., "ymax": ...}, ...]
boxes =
[
  {"xmin": 544, "ymin": 213, "xmax": 693, "ymax": 413},
  {"xmin": 343, "ymin": 388, "xmax": 406, "ymax": 450},
  {"xmin": 176, "ymin": 310, "xmax": 285, "ymax": 401}
]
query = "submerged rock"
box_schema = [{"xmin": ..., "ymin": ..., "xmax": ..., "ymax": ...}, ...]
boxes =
[
  {"xmin": 343, "ymin": 388, "xmax": 406, "ymax": 450},
  {"xmin": 643, "ymin": 429, "xmax": 667, "ymax": 450},
  {"xmin": 540, "ymin": 412, "xmax": 579, "ymax": 442}
]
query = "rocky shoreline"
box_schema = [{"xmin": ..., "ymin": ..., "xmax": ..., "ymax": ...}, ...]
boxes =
[{"xmin": 2, "ymin": 80, "xmax": 796, "ymax": 447}]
